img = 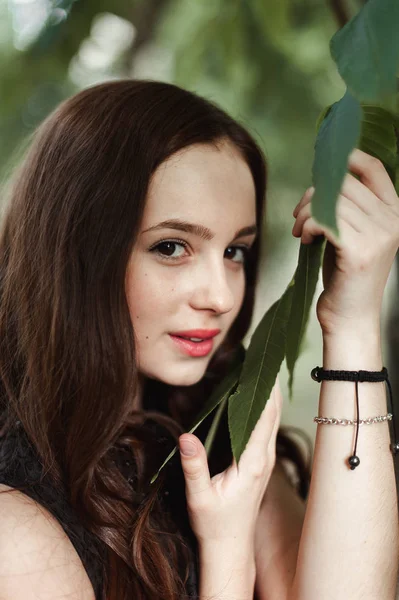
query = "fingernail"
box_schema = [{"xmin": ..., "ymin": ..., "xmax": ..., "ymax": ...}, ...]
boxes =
[{"xmin": 179, "ymin": 439, "xmax": 197, "ymax": 456}]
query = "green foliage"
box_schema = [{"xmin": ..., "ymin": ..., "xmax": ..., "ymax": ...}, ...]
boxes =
[
  {"xmin": 228, "ymin": 278, "xmax": 294, "ymax": 462},
  {"xmin": 330, "ymin": 0, "xmax": 399, "ymax": 108},
  {"xmin": 203, "ymin": 394, "xmax": 227, "ymax": 458},
  {"xmin": 358, "ymin": 105, "xmax": 398, "ymax": 184},
  {"xmin": 0, "ymin": 0, "xmax": 134, "ymax": 172},
  {"xmin": 150, "ymin": 347, "xmax": 244, "ymax": 484},
  {"xmin": 150, "ymin": 0, "xmax": 399, "ymax": 477},
  {"xmin": 0, "ymin": 0, "xmax": 339, "ymax": 194},
  {"xmin": 251, "ymin": 0, "xmax": 291, "ymax": 52},
  {"xmin": 286, "ymin": 237, "xmax": 325, "ymax": 398},
  {"xmin": 312, "ymin": 0, "xmax": 399, "ymax": 233},
  {"xmin": 314, "ymin": 102, "xmax": 398, "ymax": 196},
  {"xmin": 312, "ymin": 89, "xmax": 362, "ymax": 234}
]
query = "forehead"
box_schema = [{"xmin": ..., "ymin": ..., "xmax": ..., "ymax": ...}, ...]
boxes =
[{"xmin": 143, "ymin": 141, "xmax": 256, "ymax": 227}]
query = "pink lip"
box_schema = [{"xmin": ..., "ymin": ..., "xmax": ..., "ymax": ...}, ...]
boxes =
[
  {"xmin": 170, "ymin": 329, "xmax": 221, "ymax": 339},
  {"xmin": 169, "ymin": 334, "xmax": 216, "ymax": 357}
]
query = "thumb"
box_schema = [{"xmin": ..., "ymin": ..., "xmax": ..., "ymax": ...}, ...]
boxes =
[
  {"xmin": 179, "ymin": 434, "xmax": 212, "ymax": 498},
  {"xmin": 271, "ymin": 375, "xmax": 284, "ymax": 410}
]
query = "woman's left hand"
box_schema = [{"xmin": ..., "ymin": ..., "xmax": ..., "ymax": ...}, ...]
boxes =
[{"xmin": 292, "ymin": 148, "xmax": 399, "ymax": 334}]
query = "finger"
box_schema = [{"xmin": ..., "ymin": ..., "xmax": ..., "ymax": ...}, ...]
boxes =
[
  {"xmin": 293, "ymin": 201, "xmax": 330, "ymax": 238},
  {"xmin": 300, "ymin": 217, "xmax": 335, "ymax": 245},
  {"xmin": 347, "ymin": 148, "xmax": 398, "ymax": 207},
  {"xmin": 271, "ymin": 375, "xmax": 284, "ymax": 413},
  {"xmin": 341, "ymin": 173, "xmax": 397, "ymax": 232},
  {"xmin": 293, "ymin": 186, "xmax": 314, "ymax": 217},
  {"xmin": 341, "ymin": 173, "xmax": 376, "ymax": 215},
  {"xmin": 292, "ymin": 202, "xmax": 312, "ymax": 237},
  {"xmin": 298, "ymin": 203, "xmax": 359, "ymax": 245},
  {"xmin": 294, "ymin": 174, "xmax": 385, "ymax": 221},
  {"xmin": 336, "ymin": 195, "xmax": 366, "ymax": 234},
  {"xmin": 293, "ymin": 193, "xmax": 366, "ymax": 241},
  {"xmin": 267, "ymin": 378, "xmax": 284, "ymax": 454},
  {"xmin": 179, "ymin": 434, "xmax": 212, "ymax": 500}
]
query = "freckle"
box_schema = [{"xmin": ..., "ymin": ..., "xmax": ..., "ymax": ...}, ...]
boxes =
[{"xmin": 146, "ymin": 336, "xmax": 149, "ymax": 339}]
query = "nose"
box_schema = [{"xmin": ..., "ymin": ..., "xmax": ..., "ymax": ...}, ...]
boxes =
[{"xmin": 189, "ymin": 257, "xmax": 236, "ymax": 315}]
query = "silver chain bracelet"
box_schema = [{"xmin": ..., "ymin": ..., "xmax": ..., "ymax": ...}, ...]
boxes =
[{"xmin": 314, "ymin": 413, "xmax": 393, "ymax": 426}]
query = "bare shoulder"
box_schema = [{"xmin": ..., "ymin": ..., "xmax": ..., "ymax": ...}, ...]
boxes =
[{"xmin": 0, "ymin": 483, "xmax": 96, "ymax": 600}]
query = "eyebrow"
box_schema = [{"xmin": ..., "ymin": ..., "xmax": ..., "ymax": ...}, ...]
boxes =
[{"xmin": 142, "ymin": 219, "xmax": 258, "ymax": 241}]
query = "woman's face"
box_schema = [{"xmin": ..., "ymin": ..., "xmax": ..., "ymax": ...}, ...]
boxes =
[{"xmin": 125, "ymin": 140, "xmax": 257, "ymax": 387}]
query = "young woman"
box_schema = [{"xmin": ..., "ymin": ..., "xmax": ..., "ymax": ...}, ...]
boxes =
[{"xmin": 0, "ymin": 79, "xmax": 397, "ymax": 600}]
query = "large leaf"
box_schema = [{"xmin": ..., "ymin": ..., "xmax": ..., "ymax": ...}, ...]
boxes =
[
  {"xmin": 150, "ymin": 352, "xmax": 244, "ymax": 484},
  {"xmin": 358, "ymin": 105, "xmax": 397, "ymax": 184},
  {"xmin": 228, "ymin": 279, "xmax": 295, "ymax": 463},
  {"xmin": 330, "ymin": 0, "xmax": 399, "ymax": 107},
  {"xmin": 286, "ymin": 237, "xmax": 325, "ymax": 399},
  {"xmin": 311, "ymin": 88, "xmax": 362, "ymax": 233}
]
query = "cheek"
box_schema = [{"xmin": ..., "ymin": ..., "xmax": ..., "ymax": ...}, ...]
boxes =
[
  {"xmin": 126, "ymin": 269, "xmax": 161, "ymax": 326},
  {"xmin": 125, "ymin": 260, "xmax": 179, "ymax": 340},
  {"xmin": 227, "ymin": 270, "xmax": 246, "ymax": 324}
]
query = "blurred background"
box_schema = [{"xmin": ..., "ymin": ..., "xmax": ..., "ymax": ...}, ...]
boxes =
[{"xmin": 0, "ymin": 0, "xmax": 398, "ymax": 471}]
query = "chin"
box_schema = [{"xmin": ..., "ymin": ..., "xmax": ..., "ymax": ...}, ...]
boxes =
[{"xmin": 144, "ymin": 364, "xmax": 208, "ymax": 387}]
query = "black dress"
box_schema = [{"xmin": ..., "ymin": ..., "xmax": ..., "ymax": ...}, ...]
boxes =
[{"xmin": 0, "ymin": 419, "xmax": 199, "ymax": 599}]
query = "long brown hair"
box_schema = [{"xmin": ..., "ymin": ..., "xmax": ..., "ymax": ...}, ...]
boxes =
[{"xmin": 0, "ymin": 80, "xmax": 310, "ymax": 599}]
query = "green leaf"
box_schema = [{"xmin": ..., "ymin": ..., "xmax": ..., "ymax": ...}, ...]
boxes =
[
  {"xmin": 286, "ymin": 237, "xmax": 325, "ymax": 399},
  {"xmin": 315, "ymin": 105, "xmax": 333, "ymax": 135},
  {"xmin": 311, "ymin": 88, "xmax": 362, "ymax": 233},
  {"xmin": 204, "ymin": 393, "xmax": 228, "ymax": 458},
  {"xmin": 149, "ymin": 353, "xmax": 243, "ymax": 485},
  {"xmin": 330, "ymin": 0, "xmax": 399, "ymax": 107},
  {"xmin": 358, "ymin": 105, "xmax": 397, "ymax": 184},
  {"xmin": 315, "ymin": 102, "xmax": 397, "ymax": 186},
  {"xmin": 228, "ymin": 279, "xmax": 295, "ymax": 463}
]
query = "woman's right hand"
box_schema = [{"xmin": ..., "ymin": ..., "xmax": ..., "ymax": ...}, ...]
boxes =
[{"xmin": 178, "ymin": 377, "xmax": 283, "ymax": 550}]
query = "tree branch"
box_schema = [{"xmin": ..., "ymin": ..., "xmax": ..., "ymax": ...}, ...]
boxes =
[{"xmin": 329, "ymin": 0, "xmax": 351, "ymax": 28}]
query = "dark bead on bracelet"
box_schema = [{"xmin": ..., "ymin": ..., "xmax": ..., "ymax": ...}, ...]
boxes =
[
  {"xmin": 311, "ymin": 367, "xmax": 321, "ymax": 382},
  {"xmin": 348, "ymin": 455, "xmax": 360, "ymax": 470},
  {"xmin": 390, "ymin": 443, "xmax": 399, "ymax": 455}
]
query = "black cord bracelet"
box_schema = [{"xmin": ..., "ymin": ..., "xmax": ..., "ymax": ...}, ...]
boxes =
[{"xmin": 311, "ymin": 366, "xmax": 399, "ymax": 470}]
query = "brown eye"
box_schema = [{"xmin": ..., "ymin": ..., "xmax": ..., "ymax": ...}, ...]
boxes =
[
  {"xmin": 224, "ymin": 246, "xmax": 248, "ymax": 263},
  {"xmin": 158, "ymin": 242, "xmax": 178, "ymax": 256},
  {"xmin": 150, "ymin": 240, "xmax": 187, "ymax": 260}
]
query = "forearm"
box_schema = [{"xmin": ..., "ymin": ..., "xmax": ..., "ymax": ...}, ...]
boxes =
[
  {"xmin": 199, "ymin": 541, "xmax": 256, "ymax": 599},
  {"xmin": 254, "ymin": 462, "xmax": 305, "ymax": 600},
  {"xmin": 291, "ymin": 324, "xmax": 399, "ymax": 599}
]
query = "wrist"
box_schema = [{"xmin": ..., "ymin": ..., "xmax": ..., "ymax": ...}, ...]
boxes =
[
  {"xmin": 199, "ymin": 541, "xmax": 256, "ymax": 599},
  {"xmin": 199, "ymin": 539, "xmax": 255, "ymax": 567},
  {"xmin": 322, "ymin": 325, "xmax": 383, "ymax": 371},
  {"xmin": 320, "ymin": 314, "xmax": 381, "ymax": 338},
  {"xmin": 199, "ymin": 541, "xmax": 256, "ymax": 576}
]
